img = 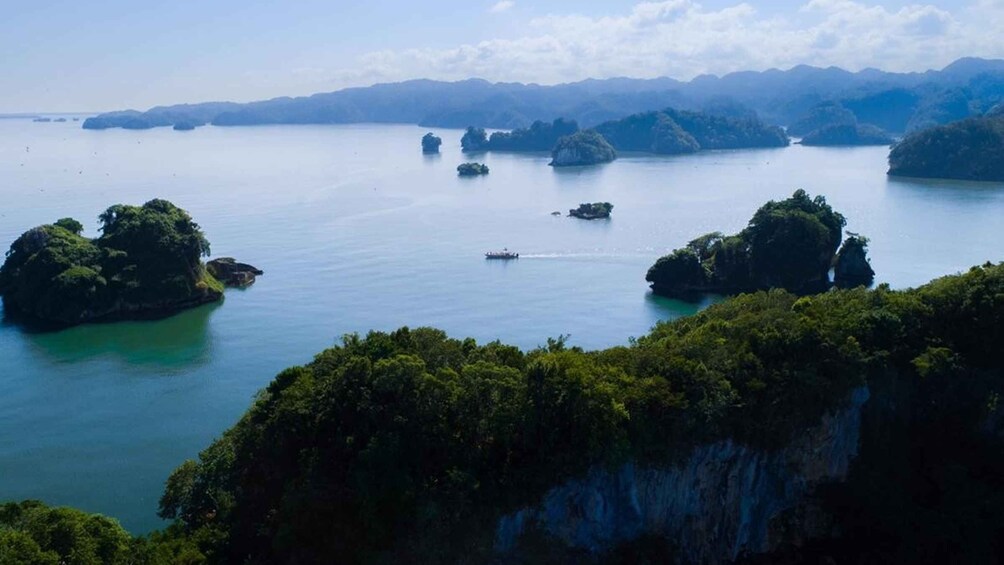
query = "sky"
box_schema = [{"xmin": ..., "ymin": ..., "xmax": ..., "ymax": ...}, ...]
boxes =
[{"xmin": 2, "ymin": 0, "xmax": 1003, "ymax": 112}]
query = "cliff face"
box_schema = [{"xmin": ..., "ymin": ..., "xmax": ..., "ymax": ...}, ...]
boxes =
[{"xmin": 495, "ymin": 386, "xmax": 871, "ymax": 564}]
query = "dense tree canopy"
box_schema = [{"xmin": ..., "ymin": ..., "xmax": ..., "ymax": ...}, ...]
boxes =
[
  {"xmin": 461, "ymin": 127, "xmax": 488, "ymax": 152},
  {"xmin": 800, "ymin": 124, "xmax": 895, "ymax": 147},
  {"xmin": 646, "ymin": 190, "xmax": 865, "ymax": 297},
  {"xmin": 568, "ymin": 202, "xmax": 614, "ymax": 220},
  {"xmin": 788, "ymin": 102, "xmax": 857, "ymax": 137},
  {"xmin": 421, "ymin": 132, "xmax": 442, "ymax": 153},
  {"xmin": 0, "ymin": 500, "xmax": 207, "ymax": 565},
  {"xmin": 0, "ymin": 200, "xmax": 222, "ymax": 326},
  {"xmin": 457, "ymin": 162, "xmax": 490, "ymax": 176},
  {"xmin": 549, "ymin": 130, "xmax": 617, "ymax": 166},
  {"xmin": 138, "ymin": 261, "xmax": 1004, "ymax": 564},
  {"xmin": 594, "ymin": 108, "xmax": 788, "ymax": 155},
  {"xmin": 888, "ymin": 116, "xmax": 1004, "ymax": 181},
  {"xmin": 2, "ymin": 262, "xmax": 1003, "ymax": 563},
  {"xmin": 484, "ymin": 118, "xmax": 579, "ymax": 151}
]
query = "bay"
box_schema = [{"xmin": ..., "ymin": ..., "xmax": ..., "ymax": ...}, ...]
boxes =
[{"xmin": 1, "ymin": 119, "xmax": 1002, "ymax": 533}]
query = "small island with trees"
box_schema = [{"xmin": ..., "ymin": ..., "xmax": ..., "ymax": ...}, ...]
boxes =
[
  {"xmin": 457, "ymin": 162, "xmax": 490, "ymax": 176},
  {"xmin": 421, "ymin": 132, "xmax": 442, "ymax": 153},
  {"xmin": 550, "ymin": 130, "xmax": 617, "ymax": 166},
  {"xmin": 568, "ymin": 202, "xmax": 613, "ymax": 220},
  {"xmin": 887, "ymin": 115, "xmax": 1004, "ymax": 181},
  {"xmin": 0, "ymin": 199, "xmax": 227, "ymax": 328},
  {"xmin": 646, "ymin": 190, "xmax": 874, "ymax": 297}
]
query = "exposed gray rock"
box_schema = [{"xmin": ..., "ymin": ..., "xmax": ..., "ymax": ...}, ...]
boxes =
[
  {"xmin": 207, "ymin": 257, "xmax": 263, "ymax": 287},
  {"xmin": 495, "ymin": 386, "xmax": 871, "ymax": 564}
]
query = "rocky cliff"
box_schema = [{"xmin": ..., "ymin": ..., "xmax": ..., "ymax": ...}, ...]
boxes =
[{"xmin": 495, "ymin": 386, "xmax": 871, "ymax": 563}]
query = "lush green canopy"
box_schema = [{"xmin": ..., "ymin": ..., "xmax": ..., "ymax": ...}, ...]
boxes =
[
  {"xmin": 646, "ymin": 190, "xmax": 863, "ymax": 296},
  {"xmin": 421, "ymin": 132, "xmax": 442, "ymax": 153},
  {"xmin": 461, "ymin": 127, "xmax": 488, "ymax": 152},
  {"xmin": 484, "ymin": 118, "xmax": 579, "ymax": 151},
  {"xmin": 888, "ymin": 116, "xmax": 1004, "ymax": 181},
  {"xmin": 457, "ymin": 162, "xmax": 490, "ymax": 176},
  {"xmin": 143, "ymin": 262, "xmax": 1004, "ymax": 564},
  {"xmin": 549, "ymin": 130, "xmax": 617, "ymax": 166},
  {"xmin": 594, "ymin": 108, "xmax": 788, "ymax": 155},
  {"xmin": 0, "ymin": 199, "xmax": 222, "ymax": 326}
]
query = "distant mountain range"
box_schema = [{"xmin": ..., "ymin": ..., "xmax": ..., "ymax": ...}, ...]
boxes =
[{"xmin": 82, "ymin": 58, "xmax": 1004, "ymax": 134}]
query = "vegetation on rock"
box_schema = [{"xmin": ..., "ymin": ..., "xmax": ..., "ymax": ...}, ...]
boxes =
[
  {"xmin": 421, "ymin": 132, "xmax": 442, "ymax": 153},
  {"xmin": 457, "ymin": 162, "xmax": 490, "ymax": 176},
  {"xmin": 594, "ymin": 108, "xmax": 788, "ymax": 155},
  {"xmin": 549, "ymin": 130, "xmax": 617, "ymax": 166},
  {"xmin": 800, "ymin": 123, "xmax": 895, "ymax": 146},
  {"xmin": 3, "ymin": 260, "xmax": 1004, "ymax": 563},
  {"xmin": 0, "ymin": 500, "xmax": 204, "ymax": 564},
  {"xmin": 568, "ymin": 202, "xmax": 614, "ymax": 219},
  {"xmin": 833, "ymin": 234, "xmax": 875, "ymax": 288},
  {"xmin": 888, "ymin": 116, "xmax": 1004, "ymax": 181},
  {"xmin": 646, "ymin": 190, "xmax": 870, "ymax": 297},
  {"xmin": 132, "ymin": 262, "xmax": 1004, "ymax": 564},
  {"xmin": 788, "ymin": 102, "xmax": 857, "ymax": 137},
  {"xmin": 0, "ymin": 199, "xmax": 222, "ymax": 327},
  {"xmin": 461, "ymin": 127, "xmax": 488, "ymax": 152},
  {"xmin": 483, "ymin": 118, "xmax": 580, "ymax": 151}
]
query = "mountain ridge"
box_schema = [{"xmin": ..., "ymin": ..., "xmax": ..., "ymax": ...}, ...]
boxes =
[{"xmin": 82, "ymin": 58, "xmax": 1004, "ymax": 132}]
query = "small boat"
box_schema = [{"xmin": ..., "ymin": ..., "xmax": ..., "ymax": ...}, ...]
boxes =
[{"xmin": 485, "ymin": 248, "xmax": 519, "ymax": 260}]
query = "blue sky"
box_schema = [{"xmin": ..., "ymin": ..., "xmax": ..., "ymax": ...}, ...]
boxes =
[{"xmin": 2, "ymin": 0, "xmax": 1002, "ymax": 112}]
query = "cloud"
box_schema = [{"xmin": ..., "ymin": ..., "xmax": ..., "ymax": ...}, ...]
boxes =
[
  {"xmin": 330, "ymin": 0, "xmax": 1004, "ymax": 88},
  {"xmin": 490, "ymin": 1, "xmax": 515, "ymax": 13}
]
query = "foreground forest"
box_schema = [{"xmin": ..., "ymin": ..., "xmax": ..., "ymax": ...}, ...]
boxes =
[{"xmin": 4, "ymin": 260, "xmax": 1003, "ymax": 564}]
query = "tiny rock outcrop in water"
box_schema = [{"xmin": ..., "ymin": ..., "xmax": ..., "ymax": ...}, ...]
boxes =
[
  {"xmin": 495, "ymin": 387, "xmax": 871, "ymax": 564},
  {"xmin": 207, "ymin": 258, "xmax": 263, "ymax": 287}
]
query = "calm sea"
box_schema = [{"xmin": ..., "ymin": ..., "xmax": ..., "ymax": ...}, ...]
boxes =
[{"xmin": 1, "ymin": 118, "xmax": 1002, "ymax": 532}]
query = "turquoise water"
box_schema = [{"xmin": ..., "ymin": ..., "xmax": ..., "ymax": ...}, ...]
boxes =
[{"xmin": 2, "ymin": 119, "xmax": 1003, "ymax": 533}]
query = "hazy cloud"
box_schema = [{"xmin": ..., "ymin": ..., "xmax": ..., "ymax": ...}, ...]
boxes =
[
  {"xmin": 333, "ymin": 0, "xmax": 1004, "ymax": 87},
  {"xmin": 490, "ymin": 1, "xmax": 515, "ymax": 13}
]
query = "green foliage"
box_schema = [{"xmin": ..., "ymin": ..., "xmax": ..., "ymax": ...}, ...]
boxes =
[
  {"xmin": 549, "ymin": 130, "xmax": 617, "ymax": 166},
  {"xmin": 152, "ymin": 262, "xmax": 1004, "ymax": 563},
  {"xmin": 800, "ymin": 123, "xmax": 895, "ymax": 146},
  {"xmin": 0, "ymin": 200, "xmax": 220, "ymax": 326},
  {"xmin": 647, "ymin": 190, "xmax": 856, "ymax": 297},
  {"xmin": 788, "ymin": 101, "xmax": 857, "ymax": 136},
  {"xmin": 0, "ymin": 501, "xmax": 132, "ymax": 565},
  {"xmin": 461, "ymin": 127, "xmax": 487, "ymax": 152},
  {"xmin": 457, "ymin": 162, "xmax": 490, "ymax": 176},
  {"xmin": 421, "ymin": 132, "xmax": 442, "ymax": 153},
  {"xmin": 834, "ymin": 234, "xmax": 875, "ymax": 288},
  {"xmin": 53, "ymin": 218, "xmax": 84, "ymax": 235},
  {"xmin": 486, "ymin": 118, "xmax": 579, "ymax": 151},
  {"xmin": 595, "ymin": 108, "xmax": 788, "ymax": 154},
  {"xmin": 888, "ymin": 115, "xmax": 1004, "ymax": 181},
  {"xmin": 568, "ymin": 202, "xmax": 613, "ymax": 219}
]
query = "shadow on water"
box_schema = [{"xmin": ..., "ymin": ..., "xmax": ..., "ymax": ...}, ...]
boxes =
[
  {"xmin": 886, "ymin": 174, "xmax": 1004, "ymax": 197},
  {"xmin": 644, "ymin": 290, "xmax": 724, "ymax": 321},
  {"xmin": 550, "ymin": 162, "xmax": 611, "ymax": 184},
  {"xmin": 21, "ymin": 302, "xmax": 220, "ymax": 367}
]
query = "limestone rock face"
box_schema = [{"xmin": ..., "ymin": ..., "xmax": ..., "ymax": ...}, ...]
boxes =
[
  {"xmin": 207, "ymin": 258, "xmax": 263, "ymax": 287},
  {"xmin": 495, "ymin": 386, "xmax": 871, "ymax": 564}
]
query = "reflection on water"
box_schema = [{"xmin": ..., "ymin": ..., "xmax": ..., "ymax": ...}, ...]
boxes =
[
  {"xmin": 644, "ymin": 290, "xmax": 724, "ymax": 317},
  {"xmin": 25, "ymin": 302, "xmax": 219, "ymax": 367}
]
